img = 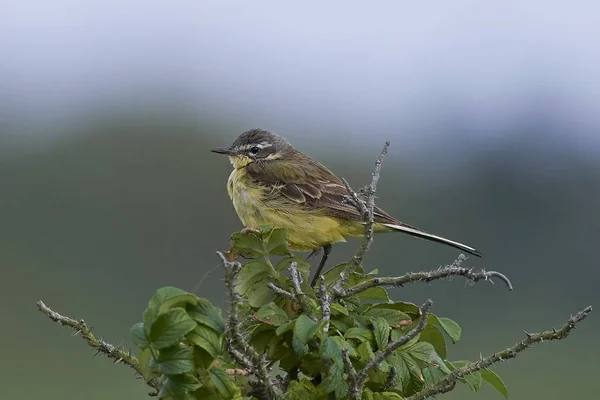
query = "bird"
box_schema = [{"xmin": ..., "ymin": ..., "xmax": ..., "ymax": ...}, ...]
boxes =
[{"xmin": 212, "ymin": 129, "xmax": 481, "ymax": 284}]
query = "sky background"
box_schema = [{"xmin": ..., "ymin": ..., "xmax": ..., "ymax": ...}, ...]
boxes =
[{"xmin": 1, "ymin": 2, "xmax": 599, "ymax": 399}]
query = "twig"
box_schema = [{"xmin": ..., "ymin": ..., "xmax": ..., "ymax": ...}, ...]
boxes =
[
  {"xmin": 350, "ymin": 300, "xmax": 432, "ymax": 399},
  {"xmin": 333, "ymin": 255, "xmax": 512, "ymax": 299},
  {"xmin": 267, "ymin": 282, "xmax": 296, "ymax": 301},
  {"xmin": 317, "ymin": 275, "xmax": 332, "ymax": 333},
  {"xmin": 219, "ymin": 251, "xmax": 282, "ymax": 400},
  {"xmin": 36, "ymin": 300, "xmax": 161, "ymax": 396},
  {"xmin": 344, "ymin": 141, "xmax": 390, "ymax": 271},
  {"xmin": 343, "ymin": 349, "xmax": 360, "ymax": 400},
  {"xmin": 406, "ymin": 305, "xmax": 593, "ymax": 400}
]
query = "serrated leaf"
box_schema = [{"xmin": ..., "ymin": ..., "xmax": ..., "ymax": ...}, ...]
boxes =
[
  {"xmin": 230, "ymin": 231, "xmax": 264, "ymax": 258},
  {"xmin": 423, "ymin": 364, "xmax": 446, "ymax": 386},
  {"xmin": 433, "ymin": 316, "xmax": 462, "ymax": 344},
  {"xmin": 157, "ymin": 344, "xmax": 194, "ymax": 375},
  {"xmin": 357, "ymin": 287, "xmax": 390, "ymax": 301},
  {"xmin": 373, "ymin": 317, "xmax": 390, "ymax": 351},
  {"xmin": 378, "ymin": 302, "xmax": 421, "ymax": 317},
  {"xmin": 481, "ymin": 369, "xmax": 509, "ymax": 399},
  {"xmin": 407, "ymin": 342, "xmax": 436, "ymax": 364},
  {"xmin": 292, "ymin": 335, "xmax": 308, "ymax": 356},
  {"xmin": 235, "ymin": 261, "xmax": 272, "ymax": 295},
  {"xmin": 419, "ymin": 325, "xmax": 447, "ymax": 359},
  {"xmin": 373, "ymin": 393, "xmax": 404, "ymax": 400},
  {"xmin": 187, "ymin": 325, "xmax": 223, "ymax": 359},
  {"xmin": 143, "ymin": 287, "xmax": 198, "ymax": 329},
  {"xmin": 138, "ymin": 347, "xmax": 156, "ymax": 380},
  {"xmin": 247, "ymin": 278, "xmax": 278, "ymax": 308},
  {"xmin": 294, "ymin": 315, "xmax": 318, "ymax": 344},
  {"xmin": 131, "ymin": 322, "xmax": 149, "ymax": 348},
  {"xmin": 161, "ymin": 373, "xmax": 201, "ymax": 395},
  {"xmin": 399, "ymin": 352, "xmax": 424, "ymax": 390},
  {"xmin": 363, "ymin": 306, "xmax": 412, "ymax": 326},
  {"xmin": 187, "ymin": 298, "xmax": 225, "ymax": 335},
  {"xmin": 149, "ymin": 308, "xmax": 197, "ymax": 349},
  {"xmin": 266, "ymin": 228, "xmax": 291, "ymax": 255},
  {"xmin": 450, "ymin": 361, "xmax": 483, "ymax": 392},
  {"xmin": 330, "ymin": 303, "xmax": 349, "ymax": 316},
  {"xmin": 320, "ymin": 337, "xmax": 342, "ymax": 359},
  {"xmin": 276, "ymin": 256, "xmax": 311, "ymax": 280},
  {"xmin": 193, "ymin": 346, "xmax": 215, "ymax": 371},
  {"xmin": 286, "ymin": 379, "xmax": 319, "ymax": 400},
  {"xmin": 255, "ymin": 302, "xmax": 289, "ymax": 326},
  {"xmin": 357, "ymin": 341, "xmax": 375, "ymax": 365},
  {"xmin": 209, "ymin": 366, "xmax": 241, "ymax": 399},
  {"xmin": 324, "ymin": 263, "xmax": 349, "ymax": 285},
  {"xmin": 320, "ymin": 356, "xmax": 344, "ymax": 394},
  {"xmin": 345, "ymin": 327, "xmax": 374, "ymax": 342},
  {"xmin": 275, "ymin": 320, "xmax": 294, "ymax": 336}
]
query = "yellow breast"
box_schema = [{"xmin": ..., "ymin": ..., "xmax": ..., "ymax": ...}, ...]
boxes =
[{"xmin": 226, "ymin": 167, "xmax": 365, "ymax": 251}]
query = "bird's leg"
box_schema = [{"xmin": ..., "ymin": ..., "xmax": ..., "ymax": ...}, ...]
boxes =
[
  {"xmin": 310, "ymin": 244, "xmax": 332, "ymax": 287},
  {"xmin": 306, "ymin": 247, "xmax": 322, "ymax": 261}
]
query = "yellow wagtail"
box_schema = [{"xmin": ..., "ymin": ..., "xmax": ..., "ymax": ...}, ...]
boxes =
[{"xmin": 212, "ymin": 129, "xmax": 481, "ymax": 281}]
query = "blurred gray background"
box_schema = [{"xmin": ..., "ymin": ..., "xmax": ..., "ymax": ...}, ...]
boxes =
[{"xmin": 1, "ymin": 1, "xmax": 598, "ymax": 399}]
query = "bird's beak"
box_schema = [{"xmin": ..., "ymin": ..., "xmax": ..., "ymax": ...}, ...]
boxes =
[{"xmin": 211, "ymin": 146, "xmax": 234, "ymax": 155}]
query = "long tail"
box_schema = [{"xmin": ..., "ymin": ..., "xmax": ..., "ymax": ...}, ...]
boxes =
[{"xmin": 383, "ymin": 223, "xmax": 482, "ymax": 257}]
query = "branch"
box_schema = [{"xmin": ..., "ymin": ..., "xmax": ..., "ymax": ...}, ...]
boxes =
[
  {"xmin": 219, "ymin": 251, "xmax": 283, "ymax": 400},
  {"xmin": 349, "ymin": 300, "xmax": 432, "ymax": 399},
  {"xmin": 333, "ymin": 255, "xmax": 512, "ymax": 299},
  {"xmin": 406, "ymin": 305, "xmax": 593, "ymax": 400},
  {"xmin": 344, "ymin": 141, "xmax": 390, "ymax": 271},
  {"xmin": 316, "ymin": 275, "xmax": 332, "ymax": 333},
  {"xmin": 36, "ymin": 300, "xmax": 161, "ymax": 396}
]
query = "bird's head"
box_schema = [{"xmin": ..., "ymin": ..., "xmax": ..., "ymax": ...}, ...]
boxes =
[{"xmin": 211, "ymin": 129, "xmax": 294, "ymax": 169}]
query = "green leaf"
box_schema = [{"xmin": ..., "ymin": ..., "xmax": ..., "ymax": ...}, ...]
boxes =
[
  {"xmin": 345, "ymin": 327, "xmax": 374, "ymax": 342},
  {"xmin": 450, "ymin": 361, "xmax": 483, "ymax": 392},
  {"xmin": 235, "ymin": 261, "xmax": 272, "ymax": 295},
  {"xmin": 419, "ymin": 325, "xmax": 447, "ymax": 359},
  {"xmin": 481, "ymin": 369, "xmax": 509, "ymax": 399},
  {"xmin": 230, "ymin": 231, "xmax": 264, "ymax": 258},
  {"xmin": 378, "ymin": 301, "xmax": 421, "ymax": 317},
  {"xmin": 187, "ymin": 325, "xmax": 223, "ymax": 359},
  {"xmin": 131, "ymin": 322, "xmax": 149, "ymax": 348},
  {"xmin": 143, "ymin": 287, "xmax": 199, "ymax": 329},
  {"xmin": 149, "ymin": 308, "xmax": 197, "ymax": 349},
  {"xmin": 357, "ymin": 341, "xmax": 375, "ymax": 365},
  {"xmin": 162, "ymin": 373, "xmax": 202, "ymax": 395},
  {"xmin": 138, "ymin": 347, "xmax": 156, "ymax": 380},
  {"xmin": 373, "ymin": 393, "xmax": 404, "ymax": 400},
  {"xmin": 399, "ymin": 352, "xmax": 424, "ymax": 391},
  {"xmin": 255, "ymin": 302, "xmax": 289, "ymax": 326},
  {"xmin": 266, "ymin": 228, "xmax": 291, "ymax": 255},
  {"xmin": 406, "ymin": 342, "xmax": 435, "ymax": 363},
  {"xmin": 276, "ymin": 256, "xmax": 311, "ymax": 280},
  {"xmin": 157, "ymin": 344, "xmax": 194, "ymax": 375},
  {"xmin": 422, "ymin": 364, "xmax": 447, "ymax": 387},
  {"xmin": 356, "ymin": 287, "xmax": 390, "ymax": 301},
  {"xmin": 363, "ymin": 306, "xmax": 412, "ymax": 327},
  {"xmin": 294, "ymin": 315, "xmax": 318, "ymax": 344},
  {"xmin": 193, "ymin": 346, "xmax": 215, "ymax": 371},
  {"xmin": 292, "ymin": 335, "xmax": 308, "ymax": 356},
  {"xmin": 320, "ymin": 356, "xmax": 345, "ymax": 394},
  {"xmin": 324, "ymin": 263, "xmax": 349, "ymax": 285},
  {"xmin": 247, "ymin": 278, "xmax": 277, "ymax": 308},
  {"xmin": 373, "ymin": 317, "xmax": 390, "ymax": 351},
  {"xmin": 286, "ymin": 379, "xmax": 319, "ymax": 400},
  {"xmin": 275, "ymin": 320, "xmax": 294, "ymax": 336},
  {"xmin": 433, "ymin": 316, "xmax": 462, "ymax": 344},
  {"xmin": 330, "ymin": 303, "xmax": 349, "ymax": 316},
  {"xmin": 187, "ymin": 298, "xmax": 225, "ymax": 335},
  {"xmin": 209, "ymin": 366, "xmax": 241, "ymax": 399},
  {"xmin": 320, "ymin": 337, "xmax": 342, "ymax": 359}
]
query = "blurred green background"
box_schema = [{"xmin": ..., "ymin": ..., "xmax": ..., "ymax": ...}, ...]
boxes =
[{"xmin": 2, "ymin": 2, "xmax": 599, "ymax": 399}]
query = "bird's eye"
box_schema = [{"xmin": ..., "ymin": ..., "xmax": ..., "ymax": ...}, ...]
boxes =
[{"xmin": 249, "ymin": 146, "xmax": 260, "ymax": 154}]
